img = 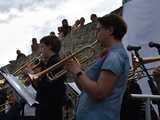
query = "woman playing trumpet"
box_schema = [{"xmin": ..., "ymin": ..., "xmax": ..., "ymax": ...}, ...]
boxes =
[{"xmin": 65, "ymin": 14, "xmax": 130, "ymax": 120}]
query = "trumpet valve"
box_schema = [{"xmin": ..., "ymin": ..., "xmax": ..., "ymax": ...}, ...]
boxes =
[{"xmin": 0, "ymin": 80, "xmax": 5, "ymax": 85}]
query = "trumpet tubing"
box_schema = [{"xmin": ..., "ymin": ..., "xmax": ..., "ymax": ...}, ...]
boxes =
[
  {"xmin": 47, "ymin": 55, "xmax": 91, "ymax": 80},
  {"xmin": 14, "ymin": 56, "xmax": 41, "ymax": 76},
  {"xmin": 128, "ymin": 70, "xmax": 144, "ymax": 81},
  {"xmin": 128, "ymin": 67, "xmax": 155, "ymax": 82},
  {"xmin": 0, "ymin": 101, "xmax": 12, "ymax": 112},
  {"xmin": 0, "ymin": 102, "xmax": 7, "ymax": 112},
  {"xmin": 0, "ymin": 79, "xmax": 5, "ymax": 86},
  {"xmin": 29, "ymin": 40, "xmax": 97, "ymax": 81}
]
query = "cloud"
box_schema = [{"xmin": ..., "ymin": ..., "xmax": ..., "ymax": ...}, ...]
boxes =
[
  {"xmin": 0, "ymin": 0, "xmax": 36, "ymax": 13},
  {"xmin": 0, "ymin": 0, "xmax": 65, "ymax": 23},
  {"xmin": 0, "ymin": 0, "xmax": 64, "ymax": 13},
  {"xmin": 0, "ymin": 13, "xmax": 20, "ymax": 23}
]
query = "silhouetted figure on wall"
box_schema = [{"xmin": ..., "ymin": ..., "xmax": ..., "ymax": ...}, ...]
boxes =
[
  {"xmin": 61, "ymin": 19, "xmax": 71, "ymax": 37},
  {"xmin": 71, "ymin": 19, "xmax": 80, "ymax": 32},
  {"xmin": 57, "ymin": 27, "xmax": 64, "ymax": 40},
  {"xmin": 77, "ymin": 17, "xmax": 85, "ymax": 31},
  {"xmin": 49, "ymin": 31, "xmax": 56, "ymax": 37},
  {"xmin": 31, "ymin": 38, "xmax": 40, "ymax": 56},
  {"xmin": 16, "ymin": 50, "xmax": 27, "ymax": 62},
  {"xmin": 90, "ymin": 14, "xmax": 98, "ymax": 22}
]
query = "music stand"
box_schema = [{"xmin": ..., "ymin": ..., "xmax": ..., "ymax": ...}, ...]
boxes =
[
  {"xmin": 0, "ymin": 71, "xmax": 38, "ymax": 107},
  {"xmin": 66, "ymin": 82, "xmax": 81, "ymax": 95}
]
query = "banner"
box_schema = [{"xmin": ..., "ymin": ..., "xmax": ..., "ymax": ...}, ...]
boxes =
[{"xmin": 122, "ymin": 0, "xmax": 160, "ymax": 58}]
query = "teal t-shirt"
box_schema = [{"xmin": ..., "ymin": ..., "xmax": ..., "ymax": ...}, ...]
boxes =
[{"xmin": 76, "ymin": 42, "xmax": 130, "ymax": 120}]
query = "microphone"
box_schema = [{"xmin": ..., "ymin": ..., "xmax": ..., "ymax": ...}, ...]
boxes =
[
  {"xmin": 127, "ymin": 45, "xmax": 141, "ymax": 51},
  {"xmin": 148, "ymin": 41, "xmax": 160, "ymax": 48}
]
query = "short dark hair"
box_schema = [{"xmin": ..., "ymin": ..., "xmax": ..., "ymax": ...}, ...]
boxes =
[
  {"xmin": 40, "ymin": 35, "xmax": 61, "ymax": 54},
  {"xmin": 91, "ymin": 14, "xmax": 97, "ymax": 18},
  {"xmin": 97, "ymin": 14, "xmax": 127, "ymax": 40},
  {"xmin": 32, "ymin": 38, "xmax": 37, "ymax": 41},
  {"xmin": 62, "ymin": 19, "xmax": 68, "ymax": 25},
  {"xmin": 32, "ymin": 38, "xmax": 37, "ymax": 43},
  {"xmin": 62, "ymin": 19, "xmax": 67, "ymax": 23},
  {"xmin": 50, "ymin": 31, "xmax": 55, "ymax": 35}
]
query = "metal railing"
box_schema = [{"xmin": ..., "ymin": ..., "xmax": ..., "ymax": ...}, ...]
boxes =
[{"xmin": 131, "ymin": 94, "xmax": 160, "ymax": 120}]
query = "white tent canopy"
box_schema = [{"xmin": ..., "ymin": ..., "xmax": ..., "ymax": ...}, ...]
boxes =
[{"xmin": 122, "ymin": 0, "xmax": 160, "ymax": 58}]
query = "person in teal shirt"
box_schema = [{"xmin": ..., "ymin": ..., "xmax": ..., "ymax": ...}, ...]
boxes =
[{"xmin": 65, "ymin": 14, "xmax": 130, "ymax": 120}]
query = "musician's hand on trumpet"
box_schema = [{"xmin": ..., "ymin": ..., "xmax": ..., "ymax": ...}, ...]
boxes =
[
  {"xmin": 64, "ymin": 57, "xmax": 82, "ymax": 76},
  {"xmin": 64, "ymin": 57, "xmax": 83, "ymax": 91},
  {"xmin": 22, "ymin": 63, "xmax": 42, "ymax": 86},
  {"xmin": 7, "ymin": 93, "xmax": 17, "ymax": 106}
]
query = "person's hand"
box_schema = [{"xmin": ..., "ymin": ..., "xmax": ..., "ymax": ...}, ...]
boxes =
[
  {"xmin": 24, "ymin": 65, "xmax": 34, "ymax": 74},
  {"xmin": 64, "ymin": 58, "xmax": 81, "ymax": 75},
  {"xmin": 23, "ymin": 76, "xmax": 31, "ymax": 86},
  {"xmin": 8, "ymin": 94, "xmax": 17, "ymax": 106}
]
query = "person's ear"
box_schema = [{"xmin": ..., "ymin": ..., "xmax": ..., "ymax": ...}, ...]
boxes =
[
  {"xmin": 107, "ymin": 26, "xmax": 114, "ymax": 35},
  {"xmin": 48, "ymin": 45, "xmax": 52, "ymax": 51}
]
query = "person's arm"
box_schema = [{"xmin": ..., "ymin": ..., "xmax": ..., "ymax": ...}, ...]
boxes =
[
  {"xmin": 75, "ymin": 69, "xmax": 117, "ymax": 101},
  {"xmin": 65, "ymin": 52, "xmax": 123, "ymax": 101},
  {"xmin": 65, "ymin": 61, "xmax": 121, "ymax": 101}
]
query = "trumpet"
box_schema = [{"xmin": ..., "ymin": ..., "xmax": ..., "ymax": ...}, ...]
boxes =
[
  {"xmin": 28, "ymin": 40, "xmax": 98, "ymax": 81},
  {"xmin": 0, "ymin": 56, "xmax": 41, "ymax": 89},
  {"xmin": 0, "ymin": 101, "xmax": 12, "ymax": 113},
  {"xmin": 128, "ymin": 67, "xmax": 155, "ymax": 81},
  {"xmin": 0, "ymin": 56, "xmax": 42, "ymax": 112},
  {"xmin": 14, "ymin": 55, "xmax": 41, "ymax": 76},
  {"xmin": 0, "ymin": 103, "xmax": 7, "ymax": 112}
]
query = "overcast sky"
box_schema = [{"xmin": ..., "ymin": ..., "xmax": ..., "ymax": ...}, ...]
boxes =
[{"xmin": 0, "ymin": 0, "xmax": 122, "ymax": 67}]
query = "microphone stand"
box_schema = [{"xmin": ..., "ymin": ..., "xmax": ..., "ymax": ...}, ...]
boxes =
[
  {"xmin": 134, "ymin": 50, "xmax": 160, "ymax": 117},
  {"xmin": 157, "ymin": 48, "xmax": 160, "ymax": 55},
  {"xmin": 134, "ymin": 50, "xmax": 154, "ymax": 82},
  {"xmin": 127, "ymin": 44, "xmax": 160, "ymax": 119}
]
